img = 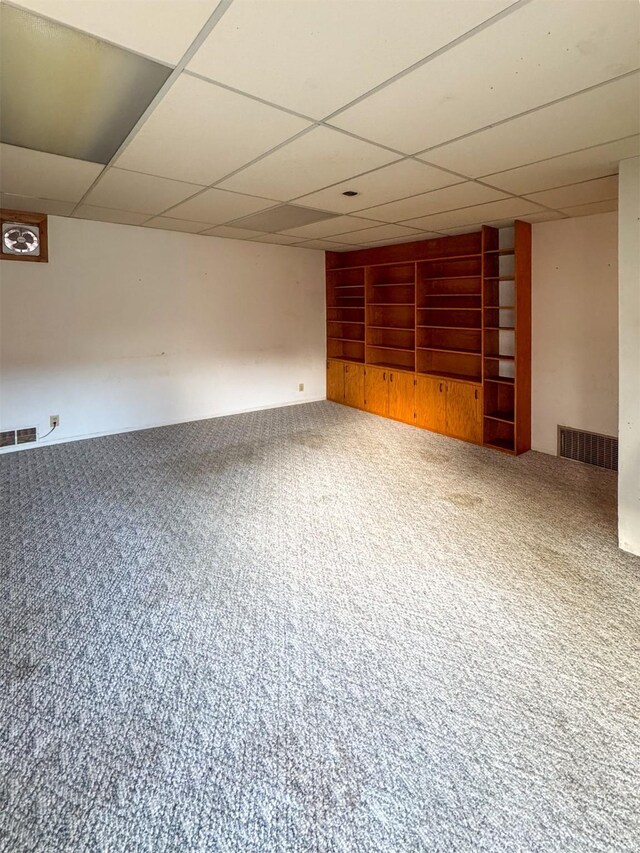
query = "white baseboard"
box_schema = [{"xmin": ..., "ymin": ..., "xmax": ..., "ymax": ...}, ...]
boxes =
[{"xmin": 0, "ymin": 395, "xmax": 327, "ymax": 455}]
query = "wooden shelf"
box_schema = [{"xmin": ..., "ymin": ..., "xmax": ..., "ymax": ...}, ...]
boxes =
[
  {"xmin": 369, "ymin": 360, "xmax": 416, "ymax": 371},
  {"xmin": 484, "ymin": 276, "xmax": 516, "ymax": 281},
  {"xmin": 333, "ymin": 355, "xmax": 364, "ymax": 364},
  {"xmin": 328, "ymin": 336, "xmax": 365, "ymax": 343},
  {"xmin": 417, "ymin": 369, "xmax": 482, "ymax": 383},
  {"xmin": 484, "ymin": 437, "xmax": 515, "ymax": 453},
  {"xmin": 485, "ymin": 410, "xmax": 515, "ymax": 424},
  {"xmin": 417, "ymin": 346, "xmax": 480, "ymax": 356},
  {"xmin": 418, "ymin": 306, "xmax": 480, "ymax": 311},
  {"xmin": 485, "ymin": 326, "xmax": 515, "ymax": 330},
  {"xmin": 485, "ymin": 305, "xmax": 515, "ymax": 309},
  {"xmin": 417, "ymin": 325, "xmax": 481, "ymax": 331},
  {"xmin": 334, "ymin": 284, "xmax": 365, "ymax": 289},
  {"xmin": 485, "ymin": 376, "xmax": 515, "ymax": 386},
  {"xmin": 368, "ymin": 325, "xmax": 414, "ymax": 331},
  {"xmin": 421, "ymin": 253, "xmax": 481, "ymax": 262},
  {"xmin": 372, "ymin": 281, "xmax": 414, "ymax": 287},
  {"xmin": 485, "ymin": 354, "xmax": 515, "ymax": 361},
  {"xmin": 421, "ymin": 275, "xmax": 481, "ymax": 281},
  {"xmin": 367, "ymin": 344, "xmax": 414, "ymax": 352},
  {"xmin": 484, "ymin": 249, "xmax": 515, "ymax": 256},
  {"xmin": 369, "ymin": 302, "xmax": 415, "ymax": 306},
  {"xmin": 328, "ymin": 320, "xmax": 365, "ymax": 325}
]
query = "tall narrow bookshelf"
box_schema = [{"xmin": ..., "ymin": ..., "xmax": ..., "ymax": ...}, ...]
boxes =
[
  {"xmin": 325, "ymin": 223, "xmax": 531, "ymax": 454},
  {"xmin": 326, "ymin": 266, "xmax": 365, "ymax": 363},
  {"xmin": 481, "ymin": 222, "xmax": 531, "ymax": 454}
]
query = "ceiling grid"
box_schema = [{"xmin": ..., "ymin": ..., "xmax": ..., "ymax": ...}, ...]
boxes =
[{"xmin": 0, "ymin": 0, "xmax": 638, "ymax": 248}]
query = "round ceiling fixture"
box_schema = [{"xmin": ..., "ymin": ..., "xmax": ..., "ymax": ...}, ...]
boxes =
[
  {"xmin": 342, "ymin": 190, "xmax": 359, "ymax": 197},
  {"xmin": 3, "ymin": 224, "xmax": 40, "ymax": 256}
]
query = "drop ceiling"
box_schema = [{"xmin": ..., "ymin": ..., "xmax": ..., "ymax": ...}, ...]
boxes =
[{"xmin": 1, "ymin": 0, "xmax": 638, "ymax": 251}]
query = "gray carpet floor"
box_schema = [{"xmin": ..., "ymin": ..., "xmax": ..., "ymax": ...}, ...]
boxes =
[{"xmin": 1, "ymin": 401, "xmax": 639, "ymax": 853}]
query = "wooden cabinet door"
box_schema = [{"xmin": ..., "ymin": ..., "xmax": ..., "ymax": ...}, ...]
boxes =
[
  {"xmin": 364, "ymin": 366, "xmax": 389, "ymax": 416},
  {"xmin": 326, "ymin": 359, "xmax": 344, "ymax": 402},
  {"xmin": 388, "ymin": 371, "xmax": 415, "ymax": 424},
  {"xmin": 446, "ymin": 381, "xmax": 483, "ymax": 443},
  {"xmin": 343, "ymin": 363, "xmax": 365, "ymax": 409},
  {"xmin": 415, "ymin": 376, "xmax": 447, "ymax": 433}
]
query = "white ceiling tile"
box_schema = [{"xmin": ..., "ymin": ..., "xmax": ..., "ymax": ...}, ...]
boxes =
[
  {"xmin": 421, "ymin": 74, "xmax": 640, "ymax": 177},
  {"xmin": 333, "ymin": 224, "xmax": 424, "ymax": 245},
  {"xmin": 166, "ymin": 187, "xmax": 277, "ymax": 224},
  {"xmin": 282, "ymin": 215, "xmax": 383, "ymax": 240},
  {"xmin": 0, "ymin": 144, "xmax": 103, "ymax": 201},
  {"xmin": 187, "ymin": 0, "xmax": 515, "ymax": 118},
  {"xmin": 512, "ymin": 210, "xmax": 567, "ymax": 224},
  {"xmin": 330, "ymin": 0, "xmax": 640, "ymax": 152},
  {"xmin": 403, "ymin": 198, "xmax": 545, "ymax": 231},
  {"xmin": 525, "ymin": 175, "xmax": 619, "ymax": 209},
  {"xmin": 483, "ymin": 136, "xmax": 640, "ymax": 195},
  {"xmin": 293, "ymin": 159, "xmax": 463, "ymax": 214},
  {"xmin": 357, "ymin": 182, "xmax": 508, "ymax": 224},
  {"xmin": 200, "ymin": 225, "xmax": 267, "ymax": 239},
  {"xmin": 11, "ymin": 0, "xmax": 222, "ymax": 64},
  {"xmin": 83, "ymin": 168, "xmax": 203, "ymax": 214},
  {"xmin": 435, "ymin": 225, "xmax": 483, "ymax": 236},
  {"xmin": 252, "ymin": 234, "xmax": 301, "ymax": 245},
  {"xmin": 115, "ymin": 74, "xmax": 311, "ymax": 185},
  {"xmin": 73, "ymin": 205, "xmax": 149, "ymax": 225},
  {"xmin": 217, "ymin": 126, "xmax": 399, "ymax": 201},
  {"xmin": 355, "ymin": 231, "xmax": 443, "ymax": 247},
  {"xmin": 143, "ymin": 217, "xmax": 211, "ymax": 233},
  {"xmin": 293, "ymin": 239, "xmax": 359, "ymax": 250},
  {"xmin": 561, "ymin": 199, "xmax": 618, "ymax": 217},
  {"xmin": 0, "ymin": 192, "xmax": 75, "ymax": 216}
]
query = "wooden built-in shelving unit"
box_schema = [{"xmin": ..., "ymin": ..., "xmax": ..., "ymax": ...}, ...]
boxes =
[
  {"xmin": 481, "ymin": 221, "xmax": 531, "ymax": 453},
  {"xmin": 325, "ymin": 222, "xmax": 531, "ymax": 454}
]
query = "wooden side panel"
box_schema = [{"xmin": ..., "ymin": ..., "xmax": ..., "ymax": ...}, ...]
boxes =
[
  {"xmin": 344, "ymin": 363, "xmax": 365, "ymax": 409},
  {"xmin": 388, "ymin": 370, "xmax": 415, "ymax": 424},
  {"xmin": 364, "ymin": 366, "xmax": 389, "ymax": 416},
  {"xmin": 326, "ymin": 359, "xmax": 344, "ymax": 403},
  {"xmin": 415, "ymin": 376, "xmax": 447, "ymax": 433},
  {"xmin": 446, "ymin": 381, "xmax": 483, "ymax": 444}
]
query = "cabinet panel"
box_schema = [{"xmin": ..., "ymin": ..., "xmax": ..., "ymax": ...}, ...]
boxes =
[
  {"xmin": 326, "ymin": 359, "xmax": 344, "ymax": 402},
  {"xmin": 388, "ymin": 371, "xmax": 415, "ymax": 424},
  {"xmin": 446, "ymin": 382, "xmax": 483, "ymax": 443},
  {"xmin": 364, "ymin": 366, "xmax": 389, "ymax": 416},
  {"xmin": 415, "ymin": 376, "xmax": 447, "ymax": 433},
  {"xmin": 344, "ymin": 363, "xmax": 365, "ymax": 409}
]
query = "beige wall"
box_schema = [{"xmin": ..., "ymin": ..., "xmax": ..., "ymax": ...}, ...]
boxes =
[
  {"xmin": 618, "ymin": 157, "xmax": 640, "ymax": 557},
  {"xmin": 531, "ymin": 212, "xmax": 618, "ymax": 455},
  {"xmin": 0, "ymin": 216, "xmax": 326, "ymax": 450}
]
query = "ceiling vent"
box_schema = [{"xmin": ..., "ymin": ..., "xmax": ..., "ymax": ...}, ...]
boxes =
[{"xmin": 557, "ymin": 425, "xmax": 618, "ymax": 471}]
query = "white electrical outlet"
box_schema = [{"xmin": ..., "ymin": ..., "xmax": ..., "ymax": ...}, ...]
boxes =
[
  {"xmin": 50, "ymin": 415, "xmax": 59, "ymax": 428},
  {"xmin": 298, "ymin": 383, "xmax": 304, "ymax": 392}
]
